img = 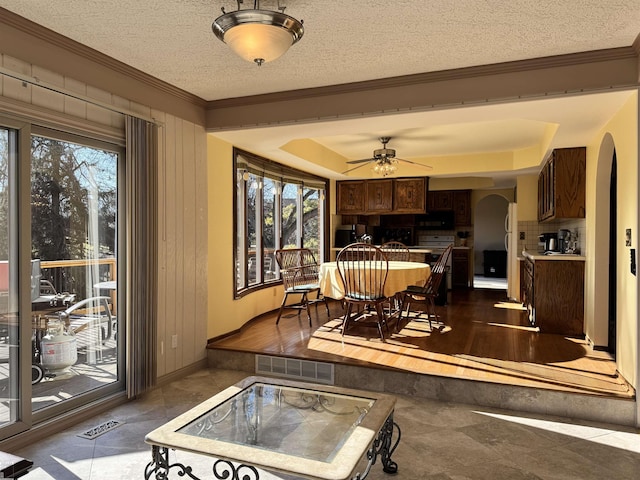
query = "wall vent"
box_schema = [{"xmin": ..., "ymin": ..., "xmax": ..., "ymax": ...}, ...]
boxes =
[{"xmin": 255, "ymin": 355, "xmax": 334, "ymax": 385}]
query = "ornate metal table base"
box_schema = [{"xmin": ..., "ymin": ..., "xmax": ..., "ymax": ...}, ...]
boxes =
[{"xmin": 145, "ymin": 414, "xmax": 401, "ymax": 480}]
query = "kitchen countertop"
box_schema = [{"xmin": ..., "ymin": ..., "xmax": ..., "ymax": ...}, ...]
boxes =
[
  {"xmin": 522, "ymin": 250, "xmax": 586, "ymax": 261},
  {"xmin": 331, "ymin": 246, "xmax": 433, "ymax": 253}
]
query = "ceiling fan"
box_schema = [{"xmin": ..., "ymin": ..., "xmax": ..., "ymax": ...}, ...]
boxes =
[{"xmin": 342, "ymin": 137, "xmax": 433, "ymax": 176}]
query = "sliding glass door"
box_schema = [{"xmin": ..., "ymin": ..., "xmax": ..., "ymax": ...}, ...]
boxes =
[
  {"xmin": 0, "ymin": 117, "xmax": 125, "ymax": 440},
  {"xmin": 0, "ymin": 123, "xmax": 27, "ymax": 437},
  {"xmin": 30, "ymin": 128, "xmax": 123, "ymax": 418}
]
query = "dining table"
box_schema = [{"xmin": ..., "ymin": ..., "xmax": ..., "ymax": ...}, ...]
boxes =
[{"xmin": 318, "ymin": 260, "xmax": 431, "ymax": 300}]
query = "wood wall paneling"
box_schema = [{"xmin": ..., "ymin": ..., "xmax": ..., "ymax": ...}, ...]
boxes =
[
  {"xmin": 193, "ymin": 123, "xmax": 208, "ymax": 363},
  {"xmin": 1, "ymin": 49, "xmax": 211, "ymax": 382},
  {"xmin": 181, "ymin": 120, "xmax": 197, "ymax": 367}
]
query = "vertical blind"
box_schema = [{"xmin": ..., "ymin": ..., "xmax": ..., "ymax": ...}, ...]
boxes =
[{"xmin": 125, "ymin": 116, "xmax": 158, "ymax": 398}]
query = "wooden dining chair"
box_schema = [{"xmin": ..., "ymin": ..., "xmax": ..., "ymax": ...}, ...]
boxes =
[
  {"xmin": 336, "ymin": 243, "xmax": 390, "ymax": 340},
  {"xmin": 398, "ymin": 244, "xmax": 453, "ymax": 329},
  {"xmin": 274, "ymin": 248, "xmax": 329, "ymax": 326},
  {"xmin": 380, "ymin": 241, "xmax": 410, "ymax": 261},
  {"xmin": 380, "ymin": 241, "xmax": 410, "ymax": 315}
]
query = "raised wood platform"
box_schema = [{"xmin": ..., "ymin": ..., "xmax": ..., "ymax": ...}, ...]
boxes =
[{"xmin": 208, "ymin": 289, "xmax": 636, "ymax": 425}]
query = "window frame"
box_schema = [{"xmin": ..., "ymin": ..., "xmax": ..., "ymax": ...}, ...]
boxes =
[{"xmin": 233, "ymin": 148, "xmax": 328, "ymax": 298}]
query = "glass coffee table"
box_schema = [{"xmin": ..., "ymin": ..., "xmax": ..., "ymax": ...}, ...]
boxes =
[{"xmin": 145, "ymin": 376, "xmax": 400, "ymax": 480}]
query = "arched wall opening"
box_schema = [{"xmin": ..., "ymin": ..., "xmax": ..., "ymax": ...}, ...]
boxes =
[
  {"xmin": 589, "ymin": 133, "xmax": 616, "ymax": 348},
  {"xmin": 473, "ymin": 193, "xmax": 509, "ymax": 286}
]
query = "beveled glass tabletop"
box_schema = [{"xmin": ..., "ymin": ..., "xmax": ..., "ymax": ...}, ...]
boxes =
[
  {"xmin": 145, "ymin": 376, "xmax": 397, "ymax": 480},
  {"xmin": 178, "ymin": 382, "xmax": 375, "ymax": 463}
]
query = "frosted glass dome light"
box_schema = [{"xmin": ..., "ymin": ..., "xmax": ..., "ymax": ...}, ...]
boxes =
[{"xmin": 212, "ymin": 5, "xmax": 304, "ymax": 66}]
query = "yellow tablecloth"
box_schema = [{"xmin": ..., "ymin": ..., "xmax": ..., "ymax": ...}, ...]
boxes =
[{"xmin": 318, "ymin": 261, "xmax": 431, "ymax": 300}]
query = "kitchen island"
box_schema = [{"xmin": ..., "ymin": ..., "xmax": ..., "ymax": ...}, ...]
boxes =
[{"xmin": 521, "ymin": 251, "xmax": 586, "ymax": 336}]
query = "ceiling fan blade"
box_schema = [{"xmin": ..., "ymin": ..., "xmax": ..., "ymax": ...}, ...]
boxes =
[
  {"xmin": 346, "ymin": 157, "xmax": 375, "ymax": 165},
  {"xmin": 341, "ymin": 162, "xmax": 371, "ymax": 175},
  {"xmin": 397, "ymin": 158, "xmax": 433, "ymax": 170}
]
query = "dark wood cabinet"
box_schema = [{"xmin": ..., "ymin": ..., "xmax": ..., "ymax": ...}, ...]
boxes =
[
  {"xmin": 427, "ymin": 189, "xmax": 471, "ymax": 225},
  {"xmin": 337, "ymin": 177, "xmax": 427, "ymax": 215},
  {"xmin": 452, "ymin": 248, "xmax": 471, "ymax": 288},
  {"xmin": 427, "ymin": 190, "xmax": 454, "ymax": 211},
  {"xmin": 366, "ymin": 179, "xmax": 394, "ymax": 213},
  {"xmin": 453, "ymin": 190, "xmax": 471, "ymax": 226},
  {"xmin": 337, "ymin": 181, "xmax": 366, "ymax": 214},
  {"xmin": 394, "ymin": 177, "xmax": 427, "ymax": 213},
  {"xmin": 538, "ymin": 147, "xmax": 585, "ymax": 222},
  {"xmin": 522, "ymin": 257, "xmax": 534, "ymax": 324},
  {"xmin": 522, "ymin": 256, "xmax": 584, "ymax": 336}
]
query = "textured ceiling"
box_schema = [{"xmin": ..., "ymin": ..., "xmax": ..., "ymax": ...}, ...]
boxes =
[
  {"xmin": 2, "ymin": 0, "xmax": 639, "ymax": 101},
  {"xmin": 2, "ymin": 1, "xmax": 640, "ymax": 183}
]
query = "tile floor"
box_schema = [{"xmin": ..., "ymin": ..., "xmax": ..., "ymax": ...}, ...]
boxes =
[{"xmin": 13, "ymin": 368, "xmax": 640, "ymax": 480}]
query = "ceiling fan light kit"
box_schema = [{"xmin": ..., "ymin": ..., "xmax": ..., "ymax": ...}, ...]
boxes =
[
  {"xmin": 212, "ymin": 1, "xmax": 304, "ymax": 66},
  {"xmin": 343, "ymin": 136, "xmax": 432, "ymax": 176},
  {"xmin": 372, "ymin": 158, "xmax": 398, "ymax": 176}
]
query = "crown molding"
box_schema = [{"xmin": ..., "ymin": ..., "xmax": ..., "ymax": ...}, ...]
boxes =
[
  {"xmin": 207, "ymin": 45, "xmax": 639, "ymax": 110},
  {"xmin": 633, "ymin": 32, "xmax": 640, "ymax": 55},
  {"xmin": 0, "ymin": 7, "xmax": 206, "ymax": 109}
]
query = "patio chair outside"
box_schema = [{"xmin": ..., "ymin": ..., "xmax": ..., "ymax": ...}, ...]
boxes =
[{"xmin": 59, "ymin": 296, "xmax": 115, "ymax": 363}]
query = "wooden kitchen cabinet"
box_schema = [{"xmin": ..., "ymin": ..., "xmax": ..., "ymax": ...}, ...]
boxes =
[
  {"xmin": 337, "ymin": 177, "xmax": 427, "ymax": 215},
  {"xmin": 427, "ymin": 189, "xmax": 471, "ymax": 225},
  {"xmin": 452, "ymin": 248, "xmax": 471, "ymax": 288},
  {"xmin": 538, "ymin": 147, "xmax": 585, "ymax": 222},
  {"xmin": 337, "ymin": 180, "xmax": 366, "ymax": 214},
  {"xmin": 394, "ymin": 177, "xmax": 427, "ymax": 213},
  {"xmin": 453, "ymin": 190, "xmax": 471, "ymax": 226},
  {"xmin": 366, "ymin": 179, "xmax": 394, "ymax": 213},
  {"xmin": 427, "ymin": 190, "xmax": 454, "ymax": 211},
  {"xmin": 522, "ymin": 256, "xmax": 584, "ymax": 336}
]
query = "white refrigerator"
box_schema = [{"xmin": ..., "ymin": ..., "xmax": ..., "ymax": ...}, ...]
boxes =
[{"xmin": 504, "ymin": 203, "xmax": 520, "ymax": 302}]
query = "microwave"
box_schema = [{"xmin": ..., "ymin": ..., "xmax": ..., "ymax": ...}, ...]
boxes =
[
  {"xmin": 335, "ymin": 229, "xmax": 356, "ymax": 248},
  {"xmin": 416, "ymin": 211, "xmax": 455, "ymax": 230}
]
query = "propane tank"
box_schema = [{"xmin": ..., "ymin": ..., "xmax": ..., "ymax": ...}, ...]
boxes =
[{"xmin": 40, "ymin": 318, "xmax": 77, "ymax": 371}]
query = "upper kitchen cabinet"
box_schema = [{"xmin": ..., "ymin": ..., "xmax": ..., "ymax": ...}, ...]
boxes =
[
  {"xmin": 428, "ymin": 189, "xmax": 471, "ymax": 226},
  {"xmin": 337, "ymin": 180, "xmax": 366, "ymax": 214},
  {"xmin": 337, "ymin": 177, "xmax": 428, "ymax": 215},
  {"xmin": 366, "ymin": 179, "xmax": 394, "ymax": 213},
  {"xmin": 394, "ymin": 177, "xmax": 427, "ymax": 213},
  {"xmin": 453, "ymin": 190, "xmax": 471, "ymax": 226},
  {"xmin": 427, "ymin": 190, "xmax": 454, "ymax": 211},
  {"xmin": 538, "ymin": 147, "xmax": 586, "ymax": 222}
]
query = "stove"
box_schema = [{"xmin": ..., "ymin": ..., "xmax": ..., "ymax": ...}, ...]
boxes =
[
  {"xmin": 417, "ymin": 234, "xmax": 455, "ymax": 252},
  {"xmin": 417, "ymin": 235, "xmax": 454, "ymax": 290}
]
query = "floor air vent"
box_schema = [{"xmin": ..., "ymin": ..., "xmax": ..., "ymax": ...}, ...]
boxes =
[
  {"xmin": 255, "ymin": 355, "xmax": 334, "ymax": 385},
  {"xmin": 77, "ymin": 420, "xmax": 124, "ymax": 440}
]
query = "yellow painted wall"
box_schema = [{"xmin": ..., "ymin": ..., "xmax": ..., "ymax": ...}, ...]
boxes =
[
  {"xmin": 584, "ymin": 92, "xmax": 638, "ymax": 387},
  {"xmin": 516, "ymin": 175, "xmax": 539, "ymax": 221},
  {"xmin": 206, "ymin": 135, "xmax": 284, "ymax": 339},
  {"xmin": 472, "ymin": 188, "xmax": 515, "ymax": 205}
]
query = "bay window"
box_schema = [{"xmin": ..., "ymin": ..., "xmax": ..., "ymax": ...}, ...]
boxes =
[{"xmin": 234, "ymin": 149, "xmax": 327, "ymax": 296}]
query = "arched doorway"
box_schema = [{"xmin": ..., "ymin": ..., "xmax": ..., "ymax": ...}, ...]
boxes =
[
  {"xmin": 608, "ymin": 150, "xmax": 617, "ymax": 354},
  {"xmin": 591, "ymin": 133, "xmax": 617, "ymax": 353},
  {"xmin": 473, "ymin": 194, "xmax": 509, "ymax": 290}
]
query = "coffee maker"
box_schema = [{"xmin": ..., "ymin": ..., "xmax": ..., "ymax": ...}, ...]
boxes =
[
  {"xmin": 538, "ymin": 233, "xmax": 558, "ymax": 253},
  {"xmin": 557, "ymin": 229, "xmax": 572, "ymax": 253}
]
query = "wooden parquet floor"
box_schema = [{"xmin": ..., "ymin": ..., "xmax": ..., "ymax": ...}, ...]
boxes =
[{"xmin": 208, "ymin": 289, "xmax": 634, "ymax": 399}]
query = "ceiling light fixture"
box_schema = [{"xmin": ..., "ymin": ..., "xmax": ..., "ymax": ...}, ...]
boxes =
[
  {"xmin": 372, "ymin": 158, "xmax": 399, "ymax": 177},
  {"xmin": 212, "ymin": 1, "xmax": 304, "ymax": 66},
  {"xmin": 343, "ymin": 137, "xmax": 432, "ymax": 177},
  {"xmin": 372, "ymin": 139, "xmax": 398, "ymax": 176}
]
